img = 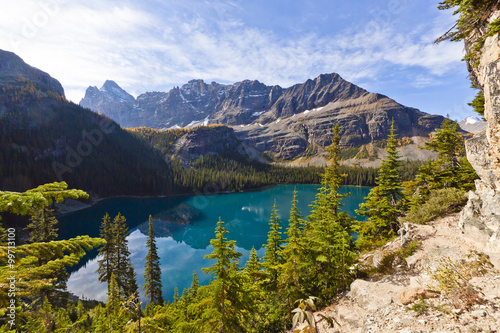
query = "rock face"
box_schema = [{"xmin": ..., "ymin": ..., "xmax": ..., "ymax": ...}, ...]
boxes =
[
  {"xmin": 0, "ymin": 49, "xmax": 65, "ymax": 96},
  {"xmin": 172, "ymin": 125, "xmax": 247, "ymax": 167},
  {"xmin": 80, "ymin": 74, "xmax": 445, "ymax": 160},
  {"xmin": 459, "ymin": 10, "xmax": 500, "ymax": 253}
]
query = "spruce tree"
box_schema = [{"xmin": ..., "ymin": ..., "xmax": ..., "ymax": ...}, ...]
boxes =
[
  {"xmin": 262, "ymin": 200, "xmax": 285, "ymax": 285},
  {"xmin": 124, "ymin": 260, "xmax": 139, "ymax": 300},
  {"xmin": 280, "ymin": 189, "xmax": 307, "ymax": 306},
  {"xmin": 354, "ymin": 120, "xmax": 403, "ymax": 249},
  {"xmin": 106, "ymin": 273, "xmax": 125, "ymax": 332},
  {"xmin": 203, "ymin": 217, "xmax": 248, "ymax": 333},
  {"xmin": 112, "ymin": 213, "xmax": 131, "ymax": 293},
  {"xmin": 143, "ymin": 215, "xmax": 164, "ymax": 305},
  {"xmin": 27, "ymin": 207, "xmax": 58, "ymax": 243},
  {"xmin": 244, "ymin": 246, "xmax": 262, "ymax": 283},
  {"xmin": 97, "ymin": 213, "xmax": 114, "ymax": 285},
  {"xmin": 306, "ymin": 125, "xmax": 356, "ymax": 303}
]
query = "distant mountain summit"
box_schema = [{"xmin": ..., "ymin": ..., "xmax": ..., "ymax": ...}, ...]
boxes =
[
  {"xmin": 80, "ymin": 74, "xmax": 446, "ymax": 160},
  {"xmin": 459, "ymin": 116, "xmax": 487, "ymax": 134},
  {"xmin": 0, "ymin": 49, "xmax": 64, "ymax": 96}
]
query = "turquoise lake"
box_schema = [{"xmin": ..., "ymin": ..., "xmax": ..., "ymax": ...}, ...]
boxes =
[{"xmin": 58, "ymin": 184, "xmax": 370, "ymax": 303}]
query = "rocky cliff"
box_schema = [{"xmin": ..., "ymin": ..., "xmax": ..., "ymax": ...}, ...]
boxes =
[
  {"xmin": 81, "ymin": 74, "xmax": 445, "ymax": 161},
  {"xmin": 459, "ymin": 9, "xmax": 500, "ymax": 253}
]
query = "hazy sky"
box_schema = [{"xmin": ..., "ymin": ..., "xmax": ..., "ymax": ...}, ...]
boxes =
[{"xmin": 0, "ymin": 0, "xmax": 475, "ymax": 120}]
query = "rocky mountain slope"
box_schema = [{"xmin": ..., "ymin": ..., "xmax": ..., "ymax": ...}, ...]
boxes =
[
  {"xmin": 0, "ymin": 49, "xmax": 64, "ymax": 96},
  {"xmin": 0, "ymin": 50, "xmax": 179, "ymax": 196},
  {"xmin": 290, "ymin": 214, "xmax": 500, "ymax": 333},
  {"xmin": 80, "ymin": 74, "xmax": 445, "ymax": 161}
]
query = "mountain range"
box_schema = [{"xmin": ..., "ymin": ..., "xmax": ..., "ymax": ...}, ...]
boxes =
[{"xmin": 80, "ymin": 75, "xmax": 446, "ymax": 161}]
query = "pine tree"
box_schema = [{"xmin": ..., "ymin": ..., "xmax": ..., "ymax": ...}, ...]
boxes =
[
  {"xmin": 27, "ymin": 207, "xmax": 58, "ymax": 243},
  {"xmin": 96, "ymin": 213, "xmax": 114, "ymax": 285},
  {"xmin": 262, "ymin": 200, "xmax": 285, "ymax": 285},
  {"xmin": 354, "ymin": 120, "xmax": 404, "ymax": 249},
  {"xmin": 143, "ymin": 215, "xmax": 164, "ymax": 305}
]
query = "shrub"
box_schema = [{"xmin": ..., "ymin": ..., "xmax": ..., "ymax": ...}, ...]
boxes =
[
  {"xmin": 427, "ymin": 250, "xmax": 494, "ymax": 310},
  {"xmin": 402, "ymin": 188, "xmax": 467, "ymax": 224}
]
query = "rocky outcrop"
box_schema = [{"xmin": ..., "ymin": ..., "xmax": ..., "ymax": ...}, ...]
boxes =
[
  {"xmin": 459, "ymin": 10, "xmax": 500, "ymax": 253},
  {"xmin": 171, "ymin": 125, "xmax": 249, "ymax": 167}
]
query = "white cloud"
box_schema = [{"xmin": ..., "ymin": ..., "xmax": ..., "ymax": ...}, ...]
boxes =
[{"xmin": 0, "ymin": 0, "xmax": 465, "ymax": 103}]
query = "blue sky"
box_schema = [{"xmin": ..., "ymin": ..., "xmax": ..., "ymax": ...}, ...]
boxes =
[{"xmin": 0, "ymin": 0, "xmax": 475, "ymax": 120}]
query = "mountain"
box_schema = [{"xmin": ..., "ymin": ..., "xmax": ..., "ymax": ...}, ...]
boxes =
[
  {"xmin": 0, "ymin": 49, "xmax": 64, "ymax": 96},
  {"xmin": 81, "ymin": 74, "xmax": 445, "ymax": 160},
  {"xmin": 459, "ymin": 116, "xmax": 487, "ymax": 134},
  {"xmin": 0, "ymin": 51, "xmax": 179, "ymax": 196}
]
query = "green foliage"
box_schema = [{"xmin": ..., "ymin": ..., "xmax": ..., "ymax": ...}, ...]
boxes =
[
  {"xmin": 436, "ymin": 0, "xmax": 499, "ymax": 65},
  {"xmin": 202, "ymin": 218, "xmax": 251, "ymax": 333},
  {"xmin": 403, "ymin": 188, "xmax": 468, "ymax": 225},
  {"xmin": 144, "ymin": 215, "xmax": 164, "ymax": 305},
  {"xmin": 262, "ymin": 201, "xmax": 285, "ymax": 286},
  {"xmin": 427, "ymin": 250, "xmax": 493, "ymax": 309},
  {"xmin": 468, "ymin": 89, "xmax": 485, "ymax": 118},
  {"xmin": 355, "ymin": 120, "xmax": 404, "ymax": 250},
  {"xmin": 405, "ymin": 118, "xmax": 477, "ymax": 210},
  {"xmin": 96, "ymin": 213, "xmax": 113, "ymax": 285},
  {"xmin": 0, "ymin": 236, "xmax": 105, "ymax": 315},
  {"xmin": 291, "ymin": 296, "xmax": 338, "ymax": 333},
  {"xmin": 0, "ymin": 181, "xmax": 88, "ymax": 215},
  {"xmin": 27, "ymin": 207, "xmax": 58, "ymax": 243},
  {"xmin": 305, "ymin": 125, "xmax": 357, "ymax": 303},
  {"xmin": 280, "ymin": 190, "xmax": 307, "ymax": 308},
  {"xmin": 362, "ymin": 240, "xmax": 421, "ymax": 277}
]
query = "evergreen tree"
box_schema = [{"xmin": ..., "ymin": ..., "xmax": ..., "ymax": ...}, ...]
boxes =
[
  {"xmin": 202, "ymin": 217, "xmax": 248, "ymax": 333},
  {"xmin": 106, "ymin": 273, "xmax": 125, "ymax": 332},
  {"xmin": 406, "ymin": 118, "xmax": 478, "ymax": 208},
  {"xmin": 306, "ymin": 125, "xmax": 356, "ymax": 303},
  {"xmin": 96, "ymin": 213, "xmax": 114, "ymax": 286},
  {"xmin": 354, "ymin": 120, "xmax": 404, "ymax": 249},
  {"xmin": 187, "ymin": 271, "xmax": 200, "ymax": 299},
  {"xmin": 124, "ymin": 260, "xmax": 139, "ymax": 300},
  {"xmin": 280, "ymin": 189, "xmax": 307, "ymax": 306},
  {"xmin": 262, "ymin": 200, "xmax": 285, "ymax": 285},
  {"xmin": 143, "ymin": 215, "xmax": 164, "ymax": 305},
  {"xmin": 244, "ymin": 247, "xmax": 262, "ymax": 283},
  {"xmin": 112, "ymin": 213, "xmax": 131, "ymax": 293},
  {"xmin": 27, "ymin": 207, "xmax": 58, "ymax": 243}
]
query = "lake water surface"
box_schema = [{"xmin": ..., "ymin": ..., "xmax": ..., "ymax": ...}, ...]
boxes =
[{"xmin": 59, "ymin": 184, "xmax": 370, "ymax": 303}]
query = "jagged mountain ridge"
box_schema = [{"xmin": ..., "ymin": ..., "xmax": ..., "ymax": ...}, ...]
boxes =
[{"xmin": 81, "ymin": 74, "xmax": 445, "ymax": 160}]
